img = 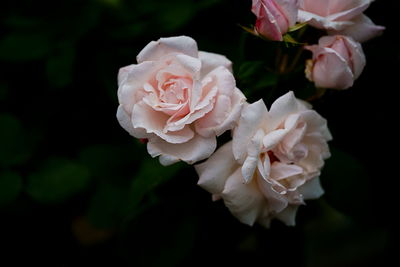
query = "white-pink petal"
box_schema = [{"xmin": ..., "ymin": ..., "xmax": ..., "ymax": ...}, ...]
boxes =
[
  {"xmin": 198, "ymin": 51, "xmax": 232, "ymax": 78},
  {"xmin": 136, "ymin": 36, "xmax": 198, "ymax": 63},
  {"xmin": 147, "ymin": 134, "xmax": 216, "ymax": 166},
  {"xmin": 222, "ymin": 168, "xmax": 264, "ymax": 226},
  {"xmin": 196, "ymin": 141, "xmax": 238, "ymax": 194},
  {"xmin": 233, "ymin": 100, "xmax": 268, "ymax": 163}
]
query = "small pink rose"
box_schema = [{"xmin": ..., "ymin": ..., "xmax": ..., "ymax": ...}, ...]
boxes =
[
  {"xmin": 196, "ymin": 92, "xmax": 331, "ymax": 227},
  {"xmin": 305, "ymin": 35, "xmax": 366, "ymax": 90},
  {"xmin": 252, "ymin": 0, "xmax": 299, "ymax": 41},
  {"xmin": 117, "ymin": 36, "xmax": 246, "ymax": 165},
  {"xmin": 298, "ymin": 0, "xmax": 384, "ymax": 42}
]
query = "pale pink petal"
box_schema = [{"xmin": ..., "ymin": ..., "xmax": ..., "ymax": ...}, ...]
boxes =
[
  {"xmin": 212, "ymin": 89, "xmax": 246, "ymax": 135},
  {"xmin": 275, "ymin": 205, "xmax": 299, "ymax": 226},
  {"xmin": 198, "ymin": 51, "xmax": 232, "ymax": 78},
  {"xmin": 262, "ymin": 129, "xmax": 288, "ymax": 151},
  {"xmin": 327, "ymin": 1, "xmax": 369, "ymax": 21},
  {"xmin": 196, "ymin": 141, "xmax": 238, "ymax": 194},
  {"xmin": 195, "ymin": 68, "xmax": 246, "ymax": 137},
  {"xmin": 298, "ymin": 177, "xmax": 324, "ymax": 199},
  {"xmin": 233, "ymin": 100, "xmax": 268, "ymax": 163},
  {"xmin": 269, "ymin": 162, "xmax": 305, "ymax": 192},
  {"xmin": 268, "ymin": 91, "xmax": 300, "ymax": 131},
  {"xmin": 298, "ymin": 10, "xmax": 353, "ymax": 30},
  {"xmin": 307, "ymin": 47, "xmax": 354, "ymax": 89},
  {"xmin": 328, "ymin": 14, "xmax": 385, "ymax": 43},
  {"xmin": 256, "ymin": 175, "xmax": 288, "ymax": 213},
  {"xmin": 222, "ymin": 168, "xmax": 265, "ymax": 226},
  {"xmin": 342, "ymin": 36, "xmax": 366, "ymax": 79},
  {"xmin": 136, "ymin": 36, "xmax": 198, "ymax": 63},
  {"xmin": 276, "ymin": 0, "xmax": 299, "ymax": 26},
  {"xmin": 254, "ymin": 2, "xmax": 283, "ymax": 41},
  {"xmin": 195, "ymin": 95, "xmax": 230, "ymax": 137},
  {"xmin": 300, "ymin": 110, "xmax": 332, "ymax": 141},
  {"xmin": 175, "ymin": 54, "xmax": 202, "ymax": 77},
  {"xmin": 117, "ymin": 61, "xmax": 157, "ymax": 115},
  {"xmin": 242, "ymin": 129, "xmax": 265, "ymax": 183},
  {"xmin": 116, "ymin": 104, "xmax": 149, "ymax": 139},
  {"xmin": 132, "ymin": 101, "xmax": 194, "ymax": 144},
  {"xmin": 147, "ymin": 134, "xmax": 217, "ymax": 166},
  {"xmin": 118, "ymin": 64, "xmax": 136, "ymax": 87}
]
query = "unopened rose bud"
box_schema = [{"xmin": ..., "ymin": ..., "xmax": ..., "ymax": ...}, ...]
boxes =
[
  {"xmin": 305, "ymin": 35, "xmax": 366, "ymax": 90},
  {"xmin": 252, "ymin": 0, "xmax": 298, "ymax": 41}
]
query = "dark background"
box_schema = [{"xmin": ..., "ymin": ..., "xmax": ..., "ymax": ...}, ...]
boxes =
[{"xmin": 0, "ymin": 0, "xmax": 396, "ymax": 266}]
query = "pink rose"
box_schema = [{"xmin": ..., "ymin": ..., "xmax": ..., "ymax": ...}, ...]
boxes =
[
  {"xmin": 252, "ymin": 0, "xmax": 299, "ymax": 41},
  {"xmin": 298, "ymin": 0, "xmax": 384, "ymax": 42},
  {"xmin": 117, "ymin": 36, "xmax": 246, "ymax": 165},
  {"xmin": 196, "ymin": 92, "xmax": 331, "ymax": 227},
  {"xmin": 305, "ymin": 35, "xmax": 366, "ymax": 90}
]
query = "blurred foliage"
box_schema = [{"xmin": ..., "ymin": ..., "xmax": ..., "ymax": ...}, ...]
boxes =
[{"xmin": 0, "ymin": 0, "xmax": 394, "ymax": 266}]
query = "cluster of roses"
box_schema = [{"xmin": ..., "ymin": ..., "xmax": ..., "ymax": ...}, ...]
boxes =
[
  {"xmin": 252, "ymin": 0, "xmax": 383, "ymax": 89},
  {"xmin": 116, "ymin": 0, "xmax": 382, "ymax": 227}
]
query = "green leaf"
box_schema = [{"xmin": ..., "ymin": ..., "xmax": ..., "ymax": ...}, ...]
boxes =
[
  {"xmin": 46, "ymin": 42, "xmax": 75, "ymax": 88},
  {"xmin": 127, "ymin": 160, "xmax": 183, "ymax": 209},
  {"xmin": 79, "ymin": 143, "xmax": 141, "ymax": 178},
  {"xmin": 288, "ymin": 22, "xmax": 308, "ymax": 32},
  {"xmin": 87, "ymin": 181, "xmax": 129, "ymax": 228},
  {"xmin": 0, "ymin": 33, "xmax": 50, "ymax": 61},
  {"xmin": 321, "ymin": 147, "xmax": 370, "ymax": 219},
  {"xmin": 26, "ymin": 158, "xmax": 91, "ymax": 203},
  {"xmin": 0, "ymin": 171, "xmax": 22, "ymax": 207},
  {"xmin": 304, "ymin": 201, "xmax": 387, "ymax": 267},
  {"xmin": 238, "ymin": 61, "xmax": 265, "ymax": 81},
  {"xmin": 282, "ymin": 33, "xmax": 304, "ymax": 46},
  {"xmin": 158, "ymin": 1, "xmax": 195, "ymax": 31},
  {"xmin": 0, "ymin": 114, "xmax": 34, "ymax": 167}
]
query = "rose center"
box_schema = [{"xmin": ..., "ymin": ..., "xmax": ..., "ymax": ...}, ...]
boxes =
[{"xmin": 160, "ymin": 77, "xmax": 191, "ymax": 105}]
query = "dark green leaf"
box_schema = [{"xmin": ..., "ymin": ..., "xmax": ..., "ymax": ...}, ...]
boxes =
[
  {"xmin": 87, "ymin": 181, "xmax": 129, "ymax": 228},
  {"xmin": 0, "ymin": 171, "xmax": 22, "ymax": 207},
  {"xmin": 0, "ymin": 33, "xmax": 50, "ymax": 61},
  {"xmin": 79, "ymin": 143, "xmax": 140, "ymax": 178},
  {"xmin": 288, "ymin": 22, "xmax": 308, "ymax": 32},
  {"xmin": 26, "ymin": 158, "xmax": 91, "ymax": 203},
  {"xmin": 126, "ymin": 159, "xmax": 183, "ymax": 210},
  {"xmin": 46, "ymin": 42, "xmax": 75, "ymax": 88},
  {"xmin": 158, "ymin": 2, "xmax": 195, "ymax": 31},
  {"xmin": 321, "ymin": 147, "xmax": 370, "ymax": 219},
  {"xmin": 238, "ymin": 61, "xmax": 265, "ymax": 81},
  {"xmin": 304, "ymin": 201, "xmax": 387, "ymax": 267},
  {"xmin": 0, "ymin": 114, "xmax": 33, "ymax": 167}
]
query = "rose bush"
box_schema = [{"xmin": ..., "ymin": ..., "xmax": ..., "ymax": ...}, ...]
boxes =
[
  {"xmin": 117, "ymin": 36, "xmax": 246, "ymax": 165},
  {"xmin": 196, "ymin": 92, "xmax": 331, "ymax": 226}
]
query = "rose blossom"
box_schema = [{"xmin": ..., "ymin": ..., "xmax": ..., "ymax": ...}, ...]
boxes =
[
  {"xmin": 305, "ymin": 35, "xmax": 366, "ymax": 90},
  {"xmin": 298, "ymin": 0, "xmax": 384, "ymax": 42},
  {"xmin": 252, "ymin": 0, "xmax": 299, "ymax": 41},
  {"xmin": 196, "ymin": 92, "xmax": 331, "ymax": 227},
  {"xmin": 117, "ymin": 36, "xmax": 246, "ymax": 165}
]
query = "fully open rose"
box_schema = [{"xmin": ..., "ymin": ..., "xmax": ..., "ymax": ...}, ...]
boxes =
[
  {"xmin": 196, "ymin": 92, "xmax": 331, "ymax": 227},
  {"xmin": 117, "ymin": 36, "xmax": 246, "ymax": 165}
]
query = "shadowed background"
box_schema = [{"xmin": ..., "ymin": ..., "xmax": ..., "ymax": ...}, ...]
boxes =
[{"xmin": 0, "ymin": 0, "xmax": 396, "ymax": 266}]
